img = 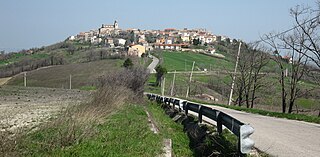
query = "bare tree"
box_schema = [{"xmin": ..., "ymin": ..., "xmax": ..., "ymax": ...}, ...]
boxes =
[
  {"xmin": 263, "ymin": 5, "xmax": 313, "ymax": 113},
  {"xmin": 290, "ymin": 4, "xmax": 320, "ymax": 69},
  {"xmin": 234, "ymin": 43, "xmax": 269, "ymax": 108},
  {"xmin": 248, "ymin": 46, "xmax": 270, "ymax": 108}
]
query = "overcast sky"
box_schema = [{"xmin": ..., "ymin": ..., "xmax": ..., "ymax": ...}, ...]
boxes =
[{"xmin": 0, "ymin": 0, "xmax": 317, "ymax": 52}]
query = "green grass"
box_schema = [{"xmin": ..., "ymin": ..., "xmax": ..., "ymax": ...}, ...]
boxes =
[
  {"xmin": 148, "ymin": 101, "xmax": 247, "ymax": 156},
  {"xmin": 0, "ymin": 53, "xmax": 25, "ymax": 67},
  {"xmin": 158, "ymin": 51, "xmax": 234, "ymax": 71},
  {"xmin": 0, "ymin": 53, "xmax": 25, "ymax": 65},
  {"xmin": 0, "ymin": 53, "xmax": 50, "ymax": 67},
  {"xmin": 296, "ymin": 98, "xmax": 320, "ymax": 109},
  {"xmin": 145, "ymin": 73, "xmax": 161, "ymax": 94},
  {"xmin": 19, "ymin": 104, "xmax": 164, "ymax": 156},
  {"xmin": 17, "ymin": 103, "xmax": 196, "ymax": 156},
  {"xmin": 147, "ymin": 102, "xmax": 194, "ymax": 156}
]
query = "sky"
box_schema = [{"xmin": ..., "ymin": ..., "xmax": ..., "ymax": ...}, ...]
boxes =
[{"xmin": 0, "ymin": 0, "xmax": 317, "ymax": 52}]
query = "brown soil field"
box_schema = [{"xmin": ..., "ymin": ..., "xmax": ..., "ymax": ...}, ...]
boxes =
[{"xmin": 0, "ymin": 85, "xmax": 91, "ymax": 134}]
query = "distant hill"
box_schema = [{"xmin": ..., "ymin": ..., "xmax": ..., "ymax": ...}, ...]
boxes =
[{"xmin": 0, "ymin": 41, "xmax": 126, "ymax": 78}]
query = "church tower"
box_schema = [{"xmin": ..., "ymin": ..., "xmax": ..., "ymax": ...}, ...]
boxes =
[{"xmin": 114, "ymin": 20, "xmax": 119, "ymax": 29}]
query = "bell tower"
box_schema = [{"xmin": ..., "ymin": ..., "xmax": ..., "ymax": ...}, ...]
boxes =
[{"xmin": 114, "ymin": 20, "xmax": 119, "ymax": 29}]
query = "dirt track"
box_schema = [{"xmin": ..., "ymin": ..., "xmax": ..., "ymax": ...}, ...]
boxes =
[
  {"xmin": 0, "ymin": 85, "xmax": 91, "ymax": 133},
  {"xmin": 0, "ymin": 77, "xmax": 11, "ymax": 86}
]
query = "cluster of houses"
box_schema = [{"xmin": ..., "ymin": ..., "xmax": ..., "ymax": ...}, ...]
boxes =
[{"xmin": 69, "ymin": 20, "xmax": 236, "ymax": 57}]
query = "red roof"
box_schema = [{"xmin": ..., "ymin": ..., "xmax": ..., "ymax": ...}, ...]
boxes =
[
  {"xmin": 164, "ymin": 28, "xmax": 176, "ymax": 31},
  {"xmin": 154, "ymin": 43, "xmax": 189, "ymax": 46}
]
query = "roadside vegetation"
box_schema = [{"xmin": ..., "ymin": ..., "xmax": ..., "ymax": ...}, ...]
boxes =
[
  {"xmin": 148, "ymin": 101, "xmax": 241, "ymax": 156},
  {"xmin": 148, "ymin": 45, "xmax": 320, "ymax": 119}
]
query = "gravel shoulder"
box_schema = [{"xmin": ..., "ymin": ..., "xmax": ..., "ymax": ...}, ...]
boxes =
[{"xmin": 0, "ymin": 85, "xmax": 91, "ymax": 134}]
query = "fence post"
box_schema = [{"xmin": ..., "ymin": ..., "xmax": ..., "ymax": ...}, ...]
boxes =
[
  {"xmin": 69, "ymin": 74, "xmax": 72, "ymax": 89},
  {"xmin": 24, "ymin": 72, "xmax": 27, "ymax": 87}
]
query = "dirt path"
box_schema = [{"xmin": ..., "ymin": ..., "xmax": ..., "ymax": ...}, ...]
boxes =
[
  {"xmin": 0, "ymin": 77, "xmax": 11, "ymax": 86},
  {"xmin": 0, "ymin": 65, "xmax": 59, "ymax": 86},
  {"xmin": 0, "ymin": 86, "xmax": 91, "ymax": 134}
]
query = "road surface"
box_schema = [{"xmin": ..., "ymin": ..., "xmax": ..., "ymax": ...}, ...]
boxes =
[
  {"xmin": 147, "ymin": 55, "xmax": 159, "ymax": 73},
  {"xmin": 198, "ymin": 104, "xmax": 320, "ymax": 157}
]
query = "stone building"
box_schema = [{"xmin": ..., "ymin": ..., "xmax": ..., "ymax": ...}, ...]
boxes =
[{"xmin": 99, "ymin": 20, "xmax": 119, "ymax": 35}]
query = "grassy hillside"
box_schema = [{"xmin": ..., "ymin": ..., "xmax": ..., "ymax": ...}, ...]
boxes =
[
  {"xmin": 158, "ymin": 51, "xmax": 234, "ymax": 71},
  {"xmin": 148, "ymin": 50, "xmax": 320, "ymax": 116},
  {"xmin": 0, "ymin": 41, "xmax": 129, "ymax": 78},
  {"xmin": 7, "ymin": 59, "xmax": 123, "ymax": 89}
]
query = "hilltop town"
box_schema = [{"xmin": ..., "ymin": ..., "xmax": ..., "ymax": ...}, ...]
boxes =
[{"xmin": 68, "ymin": 20, "xmax": 237, "ymax": 57}]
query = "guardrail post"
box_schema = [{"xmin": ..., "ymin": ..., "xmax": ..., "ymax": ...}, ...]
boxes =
[
  {"xmin": 171, "ymin": 98, "xmax": 174, "ymax": 109},
  {"xmin": 217, "ymin": 111, "xmax": 223, "ymax": 135},
  {"xmin": 184, "ymin": 102, "xmax": 189, "ymax": 115},
  {"xmin": 198, "ymin": 106, "xmax": 203, "ymax": 123}
]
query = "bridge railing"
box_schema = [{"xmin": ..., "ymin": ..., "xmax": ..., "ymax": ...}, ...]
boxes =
[{"xmin": 146, "ymin": 93, "xmax": 255, "ymax": 155}]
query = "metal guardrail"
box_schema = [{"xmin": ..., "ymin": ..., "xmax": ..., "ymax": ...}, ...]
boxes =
[{"xmin": 146, "ymin": 93, "xmax": 255, "ymax": 155}]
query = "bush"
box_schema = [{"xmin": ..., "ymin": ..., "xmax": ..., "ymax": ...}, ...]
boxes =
[
  {"xmin": 97, "ymin": 66, "xmax": 149, "ymax": 99},
  {"xmin": 123, "ymin": 58, "xmax": 133, "ymax": 68}
]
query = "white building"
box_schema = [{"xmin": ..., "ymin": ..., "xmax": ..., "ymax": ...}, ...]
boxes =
[
  {"xmin": 68, "ymin": 36, "xmax": 75, "ymax": 41},
  {"xmin": 118, "ymin": 38, "xmax": 126, "ymax": 45}
]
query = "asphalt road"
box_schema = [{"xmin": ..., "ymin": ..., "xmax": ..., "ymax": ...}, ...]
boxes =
[
  {"xmin": 198, "ymin": 104, "xmax": 320, "ymax": 157},
  {"xmin": 147, "ymin": 55, "xmax": 159, "ymax": 73}
]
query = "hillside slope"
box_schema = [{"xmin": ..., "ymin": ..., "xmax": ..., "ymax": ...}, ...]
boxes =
[{"xmin": 7, "ymin": 59, "xmax": 123, "ymax": 89}]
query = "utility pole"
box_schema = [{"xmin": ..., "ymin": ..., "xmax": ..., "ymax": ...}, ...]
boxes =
[
  {"xmin": 170, "ymin": 70, "xmax": 176, "ymax": 96},
  {"xmin": 161, "ymin": 77, "xmax": 166, "ymax": 96},
  {"xmin": 69, "ymin": 74, "xmax": 72, "ymax": 89},
  {"xmin": 186, "ymin": 61, "xmax": 195, "ymax": 98},
  {"xmin": 228, "ymin": 42, "xmax": 242, "ymax": 106},
  {"xmin": 24, "ymin": 72, "xmax": 27, "ymax": 87}
]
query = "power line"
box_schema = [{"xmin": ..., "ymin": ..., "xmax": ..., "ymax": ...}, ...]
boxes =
[{"xmin": 253, "ymin": 14, "xmax": 320, "ymax": 44}]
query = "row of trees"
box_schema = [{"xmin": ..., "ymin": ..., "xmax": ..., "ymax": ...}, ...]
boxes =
[{"xmin": 0, "ymin": 56, "xmax": 65, "ymax": 78}]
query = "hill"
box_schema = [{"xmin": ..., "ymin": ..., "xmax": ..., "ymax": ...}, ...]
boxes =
[
  {"xmin": 0, "ymin": 40, "xmax": 126, "ymax": 78},
  {"xmin": 147, "ymin": 50, "xmax": 320, "ymax": 116},
  {"xmin": 6, "ymin": 59, "xmax": 123, "ymax": 89}
]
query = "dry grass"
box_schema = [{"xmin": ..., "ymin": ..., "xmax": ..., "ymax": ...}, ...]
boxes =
[
  {"xmin": 0, "ymin": 131, "xmax": 20, "ymax": 157},
  {"xmin": 11, "ymin": 66, "xmax": 150, "ymax": 156},
  {"xmin": 6, "ymin": 59, "xmax": 122, "ymax": 89}
]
